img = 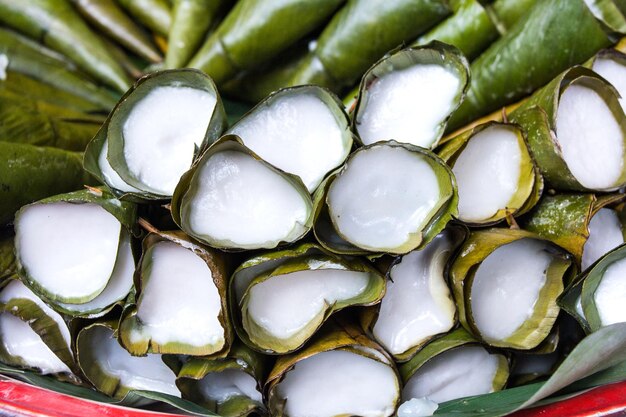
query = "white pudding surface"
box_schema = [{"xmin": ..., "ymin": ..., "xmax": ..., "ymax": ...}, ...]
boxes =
[
  {"xmin": 594, "ymin": 256, "xmax": 626, "ymax": 326},
  {"xmin": 86, "ymin": 325, "xmax": 180, "ymax": 396},
  {"xmin": 582, "ymin": 208, "xmax": 624, "ymax": 271},
  {"xmin": 229, "ymin": 92, "xmax": 350, "ymax": 192},
  {"xmin": 131, "ymin": 241, "xmax": 224, "ymax": 349},
  {"xmin": 16, "ymin": 202, "xmax": 121, "ymax": 302},
  {"xmin": 453, "ymin": 126, "xmax": 523, "ymax": 222},
  {"xmin": 58, "ymin": 230, "xmax": 135, "ymax": 315},
  {"xmin": 328, "ymin": 145, "xmax": 442, "ymax": 251},
  {"xmin": 556, "ymin": 82, "xmax": 624, "ymax": 190},
  {"xmin": 183, "ymin": 150, "xmax": 311, "ymax": 249},
  {"xmin": 121, "ymin": 86, "xmax": 217, "ymax": 195},
  {"xmin": 593, "ymin": 56, "xmax": 626, "ymax": 111},
  {"xmin": 276, "ymin": 349, "xmax": 399, "ymax": 417},
  {"xmin": 373, "ymin": 233, "xmax": 456, "ymax": 355},
  {"xmin": 246, "ymin": 267, "xmax": 369, "ymax": 340},
  {"xmin": 357, "ymin": 64, "xmax": 461, "ymax": 147},
  {"xmin": 402, "ymin": 345, "xmax": 499, "ymax": 403},
  {"xmin": 198, "ymin": 368, "xmax": 262, "ymax": 403},
  {"xmin": 470, "ymin": 239, "xmax": 554, "ymax": 341}
]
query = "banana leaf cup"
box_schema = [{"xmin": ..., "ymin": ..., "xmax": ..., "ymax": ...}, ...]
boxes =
[
  {"xmin": 438, "ymin": 122, "xmax": 542, "ymax": 226},
  {"xmin": 14, "ymin": 189, "xmax": 137, "ymax": 309},
  {"xmin": 176, "ymin": 341, "xmax": 269, "ymax": 417},
  {"xmin": 76, "ymin": 320, "xmax": 181, "ymax": 404},
  {"xmin": 509, "ymin": 67, "xmax": 626, "ymax": 192},
  {"xmin": 230, "ymin": 243, "xmax": 385, "ymax": 355},
  {"xmin": 399, "ymin": 328, "xmax": 509, "ymax": 405},
  {"xmin": 0, "ymin": 278, "xmax": 77, "ymax": 379},
  {"xmin": 450, "ymin": 228, "xmax": 576, "ymax": 350},
  {"xmin": 313, "ymin": 140, "xmax": 457, "ymax": 256},
  {"xmin": 226, "ymin": 85, "xmax": 354, "ymax": 193},
  {"xmin": 266, "ymin": 321, "xmax": 401, "ymax": 417},
  {"xmin": 172, "ymin": 135, "xmax": 314, "ymax": 251},
  {"xmin": 83, "ymin": 69, "xmax": 227, "ymax": 200},
  {"xmin": 0, "ymin": 0, "xmax": 132, "ymax": 92},
  {"xmin": 118, "ymin": 230, "xmax": 233, "ymax": 357},
  {"xmin": 352, "ymin": 43, "xmax": 469, "ymax": 149},
  {"xmin": 361, "ymin": 228, "xmax": 466, "ymax": 362}
]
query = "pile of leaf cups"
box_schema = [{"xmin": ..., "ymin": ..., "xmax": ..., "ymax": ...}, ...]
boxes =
[{"xmin": 3, "ymin": 2, "xmax": 626, "ymax": 416}]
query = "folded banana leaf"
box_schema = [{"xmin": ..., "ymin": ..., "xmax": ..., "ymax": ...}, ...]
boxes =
[
  {"xmin": 448, "ymin": 0, "xmax": 626, "ymax": 130},
  {"xmin": 0, "ymin": 141, "xmax": 94, "ymax": 225},
  {"xmin": 70, "ymin": 0, "xmax": 162, "ymax": 63},
  {"xmin": 76, "ymin": 321, "xmax": 182, "ymax": 404},
  {"xmin": 230, "ymin": 243, "xmax": 385, "ymax": 354},
  {"xmin": 450, "ymin": 228, "xmax": 575, "ymax": 350},
  {"xmin": 587, "ymin": 48, "xmax": 626, "ymax": 112},
  {"xmin": 165, "ymin": 0, "xmax": 229, "ymax": 68},
  {"xmin": 560, "ymin": 244, "xmax": 626, "ymax": 333},
  {"xmin": 84, "ymin": 69, "xmax": 226, "ymax": 200},
  {"xmin": 438, "ymin": 121, "xmax": 542, "ymax": 225},
  {"xmin": 313, "ymin": 141, "xmax": 457, "ymax": 255},
  {"xmin": 289, "ymin": 0, "xmax": 451, "ymax": 91},
  {"xmin": 119, "ymin": 230, "xmax": 233, "ymax": 357},
  {"xmin": 0, "ymin": 0, "xmax": 132, "ymax": 92},
  {"xmin": 176, "ymin": 342, "xmax": 268, "ymax": 417},
  {"xmin": 266, "ymin": 321, "xmax": 401, "ymax": 417},
  {"xmin": 520, "ymin": 193, "xmax": 625, "ymax": 269},
  {"xmin": 353, "ymin": 43, "xmax": 469, "ymax": 149},
  {"xmin": 116, "ymin": 0, "xmax": 172, "ymax": 37},
  {"xmin": 0, "ymin": 28, "xmax": 118, "ymax": 110},
  {"xmin": 188, "ymin": 0, "xmax": 345, "ymax": 85},
  {"xmin": 172, "ymin": 135, "xmax": 314, "ymax": 250},
  {"xmin": 362, "ymin": 228, "xmax": 465, "ymax": 362},
  {"xmin": 399, "ymin": 328, "xmax": 509, "ymax": 405},
  {"xmin": 1, "ymin": 71, "xmax": 105, "ymax": 113},
  {"xmin": 509, "ymin": 67, "xmax": 626, "ymax": 192},
  {"xmin": 0, "ymin": 278, "xmax": 78, "ymax": 379},
  {"xmin": 14, "ymin": 188, "xmax": 137, "ymax": 305},
  {"xmin": 0, "ymin": 234, "xmax": 16, "ymax": 283},
  {"xmin": 0, "ymin": 92, "xmax": 104, "ymax": 151}
]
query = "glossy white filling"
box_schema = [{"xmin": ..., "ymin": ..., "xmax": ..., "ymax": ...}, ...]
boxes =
[
  {"xmin": 184, "ymin": 150, "xmax": 311, "ymax": 249},
  {"xmin": 402, "ymin": 345, "xmax": 499, "ymax": 403},
  {"xmin": 471, "ymin": 239, "xmax": 553, "ymax": 341},
  {"xmin": 229, "ymin": 92, "xmax": 350, "ymax": 192},
  {"xmin": 198, "ymin": 368, "xmax": 262, "ymax": 404},
  {"xmin": 453, "ymin": 126, "xmax": 523, "ymax": 222},
  {"xmin": 58, "ymin": 231, "xmax": 134, "ymax": 315},
  {"xmin": 0, "ymin": 314, "xmax": 70, "ymax": 374},
  {"xmin": 246, "ymin": 267, "xmax": 369, "ymax": 340},
  {"xmin": 99, "ymin": 140, "xmax": 140, "ymax": 193},
  {"xmin": 556, "ymin": 83, "xmax": 624, "ymax": 190},
  {"xmin": 373, "ymin": 233, "xmax": 456, "ymax": 355},
  {"xmin": 595, "ymin": 256, "xmax": 626, "ymax": 326},
  {"xmin": 357, "ymin": 64, "xmax": 460, "ymax": 148},
  {"xmin": 88, "ymin": 326, "xmax": 180, "ymax": 396},
  {"xmin": 397, "ymin": 398, "xmax": 438, "ymax": 417},
  {"xmin": 582, "ymin": 208, "xmax": 624, "ymax": 271},
  {"xmin": 276, "ymin": 349, "xmax": 399, "ymax": 417},
  {"xmin": 122, "ymin": 86, "xmax": 217, "ymax": 195},
  {"xmin": 327, "ymin": 145, "xmax": 441, "ymax": 251},
  {"xmin": 593, "ymin": 56, "xmax": 626, "ymax": 111},
  {"xmin": 130, "ymin": 241, "xmax": 224, "ymax": 348},
  {"xmin": 16, "ymin": 202, "xmax": 121, "ymax": 302}
]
